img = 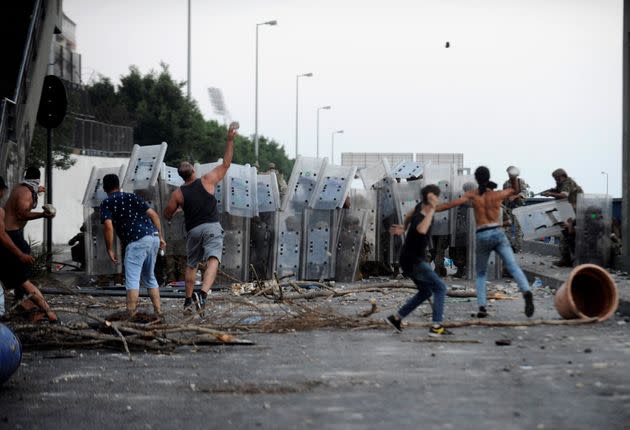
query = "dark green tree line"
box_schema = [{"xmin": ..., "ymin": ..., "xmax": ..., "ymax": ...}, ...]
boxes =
[{"xmin": 28, "ymin": 64, "xmax": 294, "ymax": 176}]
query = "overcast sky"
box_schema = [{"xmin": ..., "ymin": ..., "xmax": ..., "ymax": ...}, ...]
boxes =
[{"xmin": 65, "ymin": 0, "xmax": 623, "ymax": 196}]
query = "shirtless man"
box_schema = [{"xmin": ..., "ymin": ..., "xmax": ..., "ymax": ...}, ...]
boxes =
[
  {"xmin": 164, "ymin": 125, "xmax": 236, "ymax": 312},
  {"xmin": 437, "ymin": 166, "xmax": 534, "ymax": 318},
  {"xmin": 0, "ymin": 167, "xmax": 58, "ymax": 323}
]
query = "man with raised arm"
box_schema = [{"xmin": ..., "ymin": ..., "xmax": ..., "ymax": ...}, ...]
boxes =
[
  {"xmin": 164, "ymin": 125, "xmax": 237, "ymax": 313},
  {"xmin": 1, "ymin": 168, "xmax": 58, "ymax": 323},
  {"xmin": 437, "ymin": 166, "xmax": 534, "ymax": 319}
]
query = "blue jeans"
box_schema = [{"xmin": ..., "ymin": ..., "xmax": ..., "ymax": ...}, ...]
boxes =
[
  {"xmin": 398, "ymin": 262, "xmax": 446, "ymax": 324},
  {"xmin": 124, "ymin": 234, "xmax": 160, "ymax": 290},
  {"xmin": 475, "ymin": 228, "xmax": 530, "ymax": 306}
]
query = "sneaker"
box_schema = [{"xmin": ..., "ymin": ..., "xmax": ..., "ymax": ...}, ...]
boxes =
[
  {"xmin": 385, "ymin": 315, "xmax": 403, "ymax": 333},
  {"xmin": 192, "ymin": 291, "xmax": 208, "ymax": 313},
  {"xmin": 183, "ymin": 297, "xmax": 194, "ymax": 313},
  {"xmin": 476, "ymin": 306, "xmax": 488, "ymax": 318},
  {"xmin": 523, "ymin": 291, "xmax": 535, "ymax": 317},
  {"xmin": 429, "ymin": 325, "xmax": 453, "ymax": 337}
]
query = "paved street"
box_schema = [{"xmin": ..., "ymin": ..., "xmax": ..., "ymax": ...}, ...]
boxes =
[{"xmin": 1, "ymin": 272, "xmax": 629, "ymax": 430}]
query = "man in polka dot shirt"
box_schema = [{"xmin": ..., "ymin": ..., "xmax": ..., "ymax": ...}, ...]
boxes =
[{"xmin": 101, "ymin": 174, "xmax": 166, "ymax": 317}]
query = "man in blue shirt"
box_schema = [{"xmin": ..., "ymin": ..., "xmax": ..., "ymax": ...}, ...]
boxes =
[{"xmin": 101, "ymin": 174, "xmax": 165, "ymax": 317}]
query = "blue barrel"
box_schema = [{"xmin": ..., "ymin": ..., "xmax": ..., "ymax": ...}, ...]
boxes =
[{"xmin": 0, "ymin": 323, "xmax": 22, "ymax": 384}]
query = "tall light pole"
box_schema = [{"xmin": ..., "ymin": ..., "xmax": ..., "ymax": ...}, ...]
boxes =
[
  {"xmin": 187, "ymin": 0, "xmax": 191, "ymax": 99},
  {"xmin": 601, "ymin": 171, "xmax": 609, "ymax": 195},
  {"xmin": 254, "ymin": 19, "xmax": 277, "ymax": 166},
  {"xmin": 316, "ymin": 105, "xmax": 331, "ymax": 158},
  {"xmin": 331, "ymin": 130, "xmax": 344, "ymax": 165},
  {"xmin": 295, "ymin": 72, "xmax": 313, "ymax": 159}
]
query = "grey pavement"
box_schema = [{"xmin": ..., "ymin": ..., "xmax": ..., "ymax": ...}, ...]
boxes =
[{"xmin": 1, "ymin": 269, "xmax": 629, "ymax": 430}]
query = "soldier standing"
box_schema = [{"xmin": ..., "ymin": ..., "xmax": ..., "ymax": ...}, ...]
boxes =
[
  {"xmin": 541, "ymin": 168, "xmax": 583, "ymax": 267},
  {"xmin": 502, "ymin": 166, "xmax": 529, "ymax": 253}
]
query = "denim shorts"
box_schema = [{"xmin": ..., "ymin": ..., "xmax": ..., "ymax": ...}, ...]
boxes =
[{"xmin": 124, "ymin": 234, "xmax": 160, "ymax": 290}]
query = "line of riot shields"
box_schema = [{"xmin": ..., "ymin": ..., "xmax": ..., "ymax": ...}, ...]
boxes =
[{"xmin": 83, "ymin": 146, "xmax": 612, "ymax": 284}]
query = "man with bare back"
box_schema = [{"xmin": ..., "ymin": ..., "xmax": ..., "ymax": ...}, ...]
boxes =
[
  {"xmin": 437, "ymin": 166, "xmax": 534, "ymax": 318},
  {"xmin": 0, "ymin": 167, "xmax": 58, "ymax": 323},
  {"xmin": 163, "ymin": 125, "xmax": 237, "ymax": 313}
]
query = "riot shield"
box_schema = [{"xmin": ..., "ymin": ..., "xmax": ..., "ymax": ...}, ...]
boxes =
[
  {"xmin": 225, "ymin": 163, "xmax": 258, "ymax": 218},
  {"xmin": 359, "ymin": 158, "xmax": 392, "ymax": 190},
  {"xmin": 308, "ymin": 165, "xmax": 357, "ymax": 210},
  {"xmin": 512, "ymin": 200, "xmax": 575, "ymax": 241},
  {"xmin": 335, "ymin": 208, "xmax": 369, "ymax": 282},
  {"xmin": 575, "ymin": 194, "xmax": 612, "ymax": 267},
  {"xmin": 281, "ymin": 156, "xmax": 327, "ymax": 212},
  {"xmin": 348, "ymin": 189, "xmax": 377, "ymax": 261},
  {"xmin": 121, "ymin": 143, "xmax": 167, "ymax": 191},
  {"xmin": 256, "ymin": 172, "xmax": 281, "ymax": 214},
  {"xmin": 274, "ymin": 210, "xmax": 303, "ymax": 280},
  {"xmin": 423, "ymin": 163, "xmax": 454, "ymax": 235},
  {"xmin": 83, "ymin": 165, "xmax": 125, "ymax": 276},
  {"xmin": 301, "ymin": 208, "xmax": 340, "ymax": 280},
  {"xmin": 391, "ymin": 160, "xmax": 423, "ymax": 180},
  {"xmin": 219, "ymin": 212, "xmax": 250, "ymax": 282},
  {"xmin": 250, "ymin": 173, "xmax": 281, "ymax": 280}
]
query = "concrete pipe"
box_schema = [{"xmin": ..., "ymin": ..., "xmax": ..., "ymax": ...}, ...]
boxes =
[{"xmin": 554, "ymin": 264, "xmax": 619, "ymax": 321}]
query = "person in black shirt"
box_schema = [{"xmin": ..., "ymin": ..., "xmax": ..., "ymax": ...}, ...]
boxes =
[
  {"xmin": 385, "ymin": 184, "xmax": 452, "ymax": 336},
  {"xmin": 164, "ymin": 124, "xmax": 237, "ymax": 313}
]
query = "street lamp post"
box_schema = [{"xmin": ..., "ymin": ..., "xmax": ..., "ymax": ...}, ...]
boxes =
[
  {"xmin": 331, "ymin": 130, "xmax": 344, "ymax": 164},
  {"xmin": 316, "ymin": 105, "xmax": 331, "ymax": 158},
  {"xmin": 601, "ymin": 171, "xmax": 609, "ymax": 195},
  {"xmin": 295, "ymin": 73, "xmax": 313, "ymax": 159},
  {"xmin": 254, "ymin": 19, "xmax": 277, "ymax": 165}
]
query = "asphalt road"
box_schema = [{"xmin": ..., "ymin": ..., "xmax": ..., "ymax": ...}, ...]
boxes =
[{"xmin": 1, "ymin": 284, "xmax": 629, "ymax": 430}]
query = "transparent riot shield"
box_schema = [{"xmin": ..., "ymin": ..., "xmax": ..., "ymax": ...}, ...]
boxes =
[
  {"xmin": 121, "ymin": 143, "xmax": 167, "ymax": 191},
  {"xmin": 423, "ymin": 163, "xmax": 454, "ymax": 235},
  {"xmin": 393, "ymin": 180, "xmax": 424, "ymax": 224},
  {"xmin": 83, "ymin": 165, "xmax": 125, "ymax": 276},
  {"xmin": 281, "ymin": 156, "xmax": 327, "ymax": 212},
  {"xmin": 225, "ymin": 163, "xmax": 258, "ymax": 218},
  {"xmin": 391, "ymin": 160, "xmax": 423, "ymax": 180},
  {"xmin": 301, "ymin": 208, "xmax": 340, "ymax": 280},
  {"xmin": 359, "ymin": 158, "xmax": 392, "ymax": 190},
  {"xmin": 250, "ymin": 173, "xmax": 281, "ymax": 280},
  {"xmin": 308, "ymin": 165, "xmax": 357, "ymax": 210},
  {"xmin": 575, "ymin": 194, "xmax": 612, "ymax": 267},
  {"xmin": 158, "ymin": 163, "xmax": 185, "ymax": 252},
  {"xmin": 390, "ymin": 180, "xmax": 424, "ymax": 266},
  {"xmin": 195, "ymin": 161, "xmax": 224, "ymax": 213},
  {"xmin": 256, "ymin": 172, "xmax": 281, "ymax": 214},
  {"xmin": 335, "ymin": 208, "xmax": 369, "ymax": 282},
  {"xmin": 512, "ymin": 200, "xmax": 575, "ymax": 241},
  {"xmin": 348, "ymin": 189, "xmax": 377, "ymax": 261},
  {"xmin": 219, "ymin": 213, "xmax": 250, "ymax": 282},
  {"xmin": 274, "ymin": 210, "xmax": 303, "ymax": 280}
]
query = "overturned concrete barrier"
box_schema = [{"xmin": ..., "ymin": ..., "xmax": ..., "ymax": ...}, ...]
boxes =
[{"xmin": 554, "ymin": 264, "xmax": 619, "ymax": 321}]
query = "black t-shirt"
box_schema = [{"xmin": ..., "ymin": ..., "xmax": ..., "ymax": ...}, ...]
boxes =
[{"xmin": 399, "ymin": 207, "xmax": 431, "ymax": 273}]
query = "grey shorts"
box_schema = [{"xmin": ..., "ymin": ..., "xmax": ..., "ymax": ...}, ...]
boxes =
[{"xmin": 186, "ymin": 222, "xmax": 224, "ymax": 268}]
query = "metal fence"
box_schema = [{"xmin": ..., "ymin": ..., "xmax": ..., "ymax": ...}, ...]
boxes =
[{"xmin": 72, "ymin": 117, "xmax": 134, "ymax": 156}]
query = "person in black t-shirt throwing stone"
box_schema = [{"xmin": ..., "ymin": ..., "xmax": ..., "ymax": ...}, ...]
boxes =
[
  {"xmin": 164, "ymin": 124, "xmax": 237, "ymax": 313},
  {"xmin": 385, "ymin": 184, "xmax": 452, "ymax": 337}
]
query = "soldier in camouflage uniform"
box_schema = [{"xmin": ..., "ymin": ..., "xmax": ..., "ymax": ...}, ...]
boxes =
[
  {"xmin": 265, "ymin": 163, "xmax": 288, "ymax": 199},
  {"xmin": 502, "ymin": 166, "xmax": 529, "ymax": 253},
  {"xmin": 541, "ymin": 168, "xmax": 583, "ymax": 267}
]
